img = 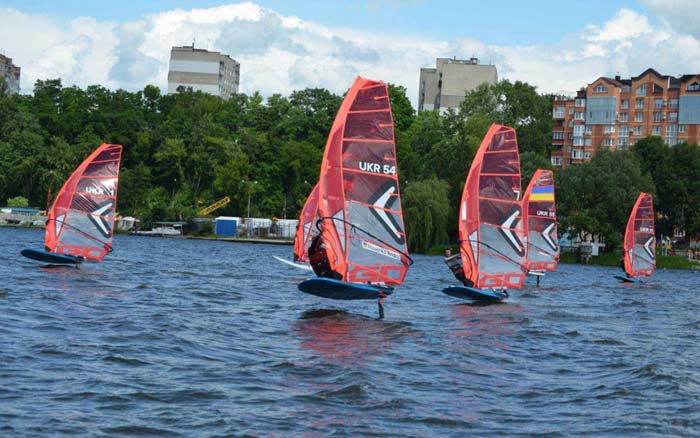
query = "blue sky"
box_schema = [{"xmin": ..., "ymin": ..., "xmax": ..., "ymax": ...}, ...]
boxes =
[{"xmin": 0, "ymin": 1, "xmax": 697, "ymax": 105}]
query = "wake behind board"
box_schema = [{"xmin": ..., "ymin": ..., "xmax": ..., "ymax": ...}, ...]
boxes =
[
  {"xmin": 298, "ymin": 278, "xmax": 393, "ymax": 300},
  {"xmin": 614, "ymin": 275, "xmax": 642, "ymax": 284},
  {"xmin": 442, "ymin": 285, "xmax": 508, "ymax": 303},
  {"xmin": 273, "ymin": 256, "xmax": 313, "ymax": 271},
  {"xmin": 21, "ymin": 249, "xmax": 83, "ymax": 265}
]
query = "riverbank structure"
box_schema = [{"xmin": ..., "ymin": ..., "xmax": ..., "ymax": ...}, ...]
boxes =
[
  {"xmin": 167, "ymin": 45, "xmax": 240, "ymax": 99},
  {"xmin": 551, "ymin": 68, "xmax": 700, "ymax": 169}
]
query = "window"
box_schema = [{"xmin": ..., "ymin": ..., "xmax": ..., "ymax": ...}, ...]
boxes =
[
  {"xmin": 679, "ymin": 124, "xmax": 686, "ymax": 133},
  {"xmin": 569, "ymin": 120, "xmax": 574, "ymax": 128},
  {"xmin": 654, "ymin": 112, "xmax": 663, "ymax": 122},
  {"xmin": 604, "ymin": 126, "xmax": 616, "ymax": 134},
  {"xmin": 572, "ymin": 149, "xmax": 584, "ymax": 159},
  {"xmin": 667, "ymin": 125, "xmax": 678, "ymax": 135},
  {"xmin": 636, "ymin": 98, "xmax": 644, "ymax": 109},
  {"xmin": 584, "ymin": 152, "xmax": 592, "ymax": 159},
  {"xmin": 669, "ymin": 112, "xmax": 677, "ymax": 123},
  {"xmin": 551, "ymin": 157, "xmax": 562, "ymax": 166},
  {"xmin": 687, "ymin": 82, "xmax": 700, "ymax": 91},
  {"xmin": 568, "ymin": 132, "xmax": 573, "ymax": 140},
  {"xmin": 605, "ymin": 138, "xmax": 615, "ymax": 146},
  {"xmin": 634, "ymin": 126, "xmax": 643, "ymax": 136},
  {"xmin": 585, "ymin": 125, "xmax": 592, "ymax": 134},
  {"xmin": 653, "ymin": 83, "xmax": 663, "ymax": 93},
  {"xmin": 574, "ymin": 111, "xmax": 585, "ymax": 120},
  {"xmin": 670, "ymin": 99, "xmax": 679, "ymax": 109},
  {"xmin": 553, "ymin": 107, "xmax": 565, "ymax": 118},
  {"xmin": 585, "ymin": 138, "xmax": 592, "ymax": 146},
  {"xmin": 569, "ymin": 107, "xmax": 574, "ymax": 115},
  {"xmin": 655, "ymin": 99, "xmax": 664, "ymax": 109},
  {"xmin": 575, "ymin": 98, "xmax": 586, "ymax": 107},
  {"xmin": 620, "ymin": 137, "xmax": 630, "ymax": 146},
  {"xmin": 621, "ymin": 99, "xmax": 629, "ymax": 109},
  {"xmin": 621, "ymin": 85, "xmax": 631, "ymax": 93},
  {"xmin": 573, "ymin": 137, "xmax": 584, "ymax": 146},
  {"xmin": 574, "ymin": 125, "xmax": 584, "ymax": 135},
  {"xmin": 619, "ymin": 125, "xmax": 629, "ymax": 136},
  {"xmin": 619, "ymin": 112, "xmax": 628, "ymax": 122},
  {"xmin": 553, "ymin": 131, "xmax": 564, "ymax": 140},
  {"xmin": 636, "ymin": 84, "xmax": 647, "ymax": 96},
  {"xmin": 653, "ymin": 125, "xmax": 661, "ymax": 135},
  {"xmin": 594, "ymin": 84, "xmax": 608, "ymax": 93},
  {"xmin": 635, "ymin": 112, "xmax": 643, "ymax": 122}
]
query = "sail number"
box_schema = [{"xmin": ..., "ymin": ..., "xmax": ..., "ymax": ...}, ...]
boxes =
[{"xmin": 359, "ymin": 161, "xmax": 396, "ymax": 175}]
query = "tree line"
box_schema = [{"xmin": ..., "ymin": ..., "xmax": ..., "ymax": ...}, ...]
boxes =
[{"xmin": 0, "ymin": 79, "xmax": 698, "ymax": 252}]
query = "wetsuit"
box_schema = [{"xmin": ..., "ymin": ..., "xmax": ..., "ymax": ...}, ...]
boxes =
[
  {"xmin": 308, "ymin": 235, "xmax": 342, "ymax": 280},
  {"xmin": 444, "ymin": 253, "xmax": 474, "ymax": 287}
]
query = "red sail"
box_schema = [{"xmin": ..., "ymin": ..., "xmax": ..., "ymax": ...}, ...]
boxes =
[
  {"xmin": 623, "ymin": 192, "xmax": 655, "ymax": 278},
  {"xmin": 522, "ymin": 169, "xmax": 559, "ymax": 272},
  {"xmin": 294, "ymin": 183, "xmax": 319, "ymax": 262},
  {"xmin": 317, "ymin": 76, "xmax": 411, "ymax": 286},
  {"xmin": 45, "ymin": 144, "xmax": 123, "ymax": 261},
  {"xmin": 459, "ymin": 124, "xmax": 526, "ymax": 289}
]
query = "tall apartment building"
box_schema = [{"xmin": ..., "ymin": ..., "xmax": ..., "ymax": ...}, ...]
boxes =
[
  {"xmin": 0, "ymin": 53, "xmax": 21, "ymax": 94},
  {"xmin": 418, "ymin": 57, "xmax": 497, "ymax": 113},
  {"xmin": 167, "ymin": 45, "xmax": 240, "ymax": 99},
  {"xmin": 551, "ymin": 69, "xmax": 700, "ymax": 168}
]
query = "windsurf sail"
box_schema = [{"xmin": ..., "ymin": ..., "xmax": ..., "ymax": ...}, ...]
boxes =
[
  {"xmin": 623, "ymin": 192, "xmax": 655, "ymax": 278},
  {"xmin": 316, "ymin": 76, "xmax": 412, "ymax": 286},
  {"xmin": 459, "ymin": 123, "xmax": 527, "ymax": 289},
  {"xmin": 294, "ymin": 182, "xmax": 319, "ymax": 263},
  {"xmin": 45, "ymin": 143, "xmax": 123, "ymax": 261},
  {"xmin": 522, "ymin": 169, "xmax": 559, "ymax": 272}
]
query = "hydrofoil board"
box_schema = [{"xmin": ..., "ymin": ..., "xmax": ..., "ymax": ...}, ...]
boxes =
[
  {"xmin": 442, "ymin": 285, "xmax": 508, "ymax": 303},
  {"xmin": 21, "ymin": 249, "xmax": 83, "ymax": 265},
  {"xmin": 614, "ymin": 275, "xmax": 642, "ymax": 284},
  {"xmin": 298, "ymin": 277, "xmax": 393, "ymax": 300}
]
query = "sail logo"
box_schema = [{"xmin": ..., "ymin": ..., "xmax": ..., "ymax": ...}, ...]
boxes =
[
  {"xmin": 536, "ymin": 210, "xmax": 556, "ymax": 218},
  {"xmin": 361, "ymin": 240, "xmax": 401, "ymax": 260},
  {"xmin": 368, "ymin": 181, "xmax": 406, "ymax": 246},
  {"xmin": 359, "ymin": 161, "xmax": 396, "ymax": 175},
  {"xmin": 498, "ymin": 205, "xmax": 525, "ymax": 257},
  {"xmin": 88, "ymin": 200, "xmax": 114, "ymax": 238},
  {"xmin": 85, "ymin": 185, "xmax": 115, "ymax": 196},
  {"xmin": 640, "ymin": 226, "xmax": 653, "ymax": 233}
]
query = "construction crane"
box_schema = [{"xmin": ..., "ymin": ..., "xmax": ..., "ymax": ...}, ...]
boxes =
[{"xmin": 197, "ymin": 196, "xmax": 231, "ymax": 216}]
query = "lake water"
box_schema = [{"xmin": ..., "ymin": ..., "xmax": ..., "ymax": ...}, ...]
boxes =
[{"xmin": 1, "ymin": 226, "xmax": 699, "ymax": 436}]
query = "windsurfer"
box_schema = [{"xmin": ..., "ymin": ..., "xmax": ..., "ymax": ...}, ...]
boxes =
[
  {"xmin": 444, "ymin": 248, "xmax": 474, "ymax": 288},
  {"xmin": 308, "ymin": 234, "xmax": 342, "ymax": 280}
]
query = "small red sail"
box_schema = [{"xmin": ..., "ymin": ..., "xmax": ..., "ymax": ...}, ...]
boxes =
[
  {"xmin": 459, "ymin": 124, "xmax": 526, "ymax": 289},
  {"xmin": 623, "ymin": 192, "xmax": 655, "ymax": 278},
  {"xmin": 45, "ymin": 143, "xmax": 123, "ymax": 261},
  {"xmin": 316, "ymin": 76, "xmax": 411, "ymax": 286},
  {"xmin": 294, "ymin": 182, "xmax": 319, "ymax": 263},
  {"xmin": 522, "ymin": 169, "xmax": 559, "ymax": 272}
]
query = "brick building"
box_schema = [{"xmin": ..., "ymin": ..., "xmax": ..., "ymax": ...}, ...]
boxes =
[{"xmin": 551, "ymin": 69, "xmax": 700, "ymax": 168}]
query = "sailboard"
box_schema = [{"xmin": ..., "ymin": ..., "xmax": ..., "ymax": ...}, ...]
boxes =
[
  {"xmin": 617, "ymin": 192, "xmax": 655, "ymax": 283},
  {"xmin": 442, "ymin": 124, "xmax": 527, "ymax": 303},
  {"xmin": 275, "ymin": 182, "xmax": 321, "ymax": 270},
  {"xmin": 273, "ymin": 255, "xmax": 313, "ymax": 271},
  {"xmin": 21, "ymin": 143, "xmax": 123, "ymax": 265},
  {"xmin": 298, "ymin": 76, "xmax": 412, "ymax": 312},
  {"xmin": 522, "ymin": 169, "xmax": 559, "ymax": 281}
]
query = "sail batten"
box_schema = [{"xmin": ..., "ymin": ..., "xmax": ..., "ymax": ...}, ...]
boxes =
[
  {"xmin": 522, "ymin": 169, "xmax": 559, "ymax": 272},
  {"xmin": 624, "ymin": 192, "xmax": 655, "ymax": 278},
  {"xmin": 45, "ymin": 143, "xmax": 122, "ymax": 261}
]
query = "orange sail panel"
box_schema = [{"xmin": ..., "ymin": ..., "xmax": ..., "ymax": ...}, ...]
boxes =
[
  {"xmin": 317, "ymin": 76, "xmax": 411, "ymax": 286},
  {"xmin": 459, "ymin": 124, "xmax": 526, "ymax": 289},
  {"xmin": 623, "ymin": 192, "xmax": 655, "ymax": 278},
  {"xmin": 294, "ymin": 183, "xmax": 319, "ymax": 262},
  {"xmin": 45, "ymin": 144, "xmax": 123, "ymax": 261},
  {"xmin": 522, "ymin": 169, "xmax": 559, "ymax": 272}
]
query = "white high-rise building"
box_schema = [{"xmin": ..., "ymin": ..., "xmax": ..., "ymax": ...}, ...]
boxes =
[
  {"xmin": 418, "ymin": 57, "xmax": 497, "ymax": 113},
  {"xmin": 0, "ymin": 53, "xmax": 21, "ymax": 94},
  {"xmin": 167, "ymin": 45, "xmax": 240, "ymax": 99}
]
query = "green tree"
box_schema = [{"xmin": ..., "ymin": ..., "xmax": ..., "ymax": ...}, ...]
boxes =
[{"xmin": 402, "ymin": 178, "xmax": 451, "ymax": 252}]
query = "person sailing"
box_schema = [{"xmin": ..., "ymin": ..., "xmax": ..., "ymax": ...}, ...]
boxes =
[
  {"xmin": 308, "ymin": 233, "xmax": 342, "ymax": 280},
  {"xmin": 444, "ymin": 248, "xmax": 474, "ymax": 288}
]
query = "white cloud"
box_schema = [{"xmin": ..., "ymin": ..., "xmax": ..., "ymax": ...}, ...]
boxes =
[
  {"xmin": 0, "ymin": 3, "xmax": 698, "ymax": 105},
  {"xmin": 641, "ymin": 0, "xmax": 700, "ymax": 38}
]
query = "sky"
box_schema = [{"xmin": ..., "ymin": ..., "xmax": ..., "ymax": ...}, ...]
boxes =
[{"xmin": 0, "ymin": 0, "xmax": 698, "ymax": 106}]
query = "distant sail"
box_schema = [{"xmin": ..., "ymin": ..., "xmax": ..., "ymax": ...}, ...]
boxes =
[
  {"xmin": 45, "ymin": 144, "xmax": 123, "ymax": 261},
  {"xmin": 459, "ymin": 124, "xmax": 527, "ymax": 289},
  {"xmin": 623, "ymin": 192, "xmax": 655, "ymax": 278},
  {"xmin": 522, "ymin": 169, "xmax": 559, "ymax": 272},
  {"xmin": 294, "ymin": 183, "xmax": 319, "ymax": 263},
  {"xmin": 317, "ymin": 76, "xmax": 411, "ymax": 285}
]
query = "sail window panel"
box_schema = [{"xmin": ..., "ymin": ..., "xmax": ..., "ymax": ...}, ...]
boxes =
[
  {"xmin": 349, "ymin": 85, "xmax": 389, "ymax": 111},
  {"xmin": 481, "ymin": 151, "xmax": 520, "ymax": 175},
  {"xmin": 679, "ymin": 96, "xmax": 700, "ymax": 124},
  {"xmin": 344, "ymin": 111, "xmax": 394, "ymax": 141},
  {"xmin": 478, "ymin": 196, "xmax": 520, "ymax": 226},
  {"xmin": 484, "ymin": 129, "xmax": 517, "ymax": 152},
  {"xmin": 342, "ymin": 141, "xmax": 396, "ymax": 172},
  {"xmin": 343, "ymin": 173, "xmax": 399, "ymax": 211},
  {"xmin": 478, "ymin": 174, "xmax": 520, "ymax": 204},
  {"xmin": 83, "ymin": 161, "xmax": 120, "ymax": 177},
  {"xmin": 94, "ymin": 146, "xmax": 122, "ymax": 162},
  {"xmin": 76, "ymin": 177, "xmax": 117, "ymax": 198},
  {"xmin": 586, "ymin": 97, "xmax": 617, "ymax": 125}
]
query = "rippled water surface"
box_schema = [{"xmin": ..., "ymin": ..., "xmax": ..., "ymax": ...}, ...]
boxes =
[{"xmin": 2, "ymin": 227, "xmax": 700, "ymax": 436}]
